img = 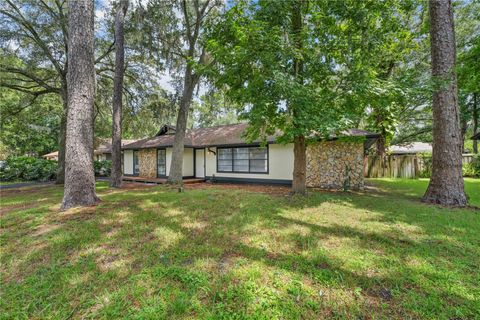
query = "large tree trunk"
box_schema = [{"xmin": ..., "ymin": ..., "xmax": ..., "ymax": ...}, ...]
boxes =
[
  {"xmin": 422, "ymin": 0, "xmax": 467, "ymax": 206},
  {"xmin": 56, "ymin": 84, "xmax": 67, "ymax": 184},
  {"xmin": 61, "ymin": 0, "xmax": 99, "ymax": 210},
  {"xmin": 290, "ymin": 0, "xmax": 306, "ymax": 194},
  {"xmin": 292, "ymin": 135, "xmax": 307, "ymax": 194},
  {"xmin": 168, "ymin": 64, "xmax": 196, "ymax": 185},
  {"xmin": 110, "ymin": 0, "xmax": 128, "ymax": 188},
  {"xmin": 473, "ymin": 93, "xmax": 478, "ymax": 154}
]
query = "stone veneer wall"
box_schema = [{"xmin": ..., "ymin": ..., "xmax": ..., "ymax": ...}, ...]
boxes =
[
  {"xmin": 306, "ymin": 141, "xmax": 364, "ymax": 190},
  {"xmin": 139, "ymin": 148, "xmax": 157, "ymax": 178}
]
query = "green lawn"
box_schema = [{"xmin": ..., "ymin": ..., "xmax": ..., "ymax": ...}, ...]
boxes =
[
  {"xmin": 1, "ymin": 179, "xmax": 479, "ymax": 319},
  {"xmin": 0, "ymin": 181, "xmax": 34, "ymax": 186}
]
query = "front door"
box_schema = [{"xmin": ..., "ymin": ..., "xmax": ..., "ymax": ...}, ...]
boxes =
[{"xmin": 195, "ymin": 149, "xmax": 205, "ymax": 178}]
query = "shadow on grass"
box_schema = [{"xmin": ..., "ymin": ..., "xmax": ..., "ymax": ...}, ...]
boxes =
[{"xmin": 1, "ymin": 182, "xmax": 479, "ymax": 319}]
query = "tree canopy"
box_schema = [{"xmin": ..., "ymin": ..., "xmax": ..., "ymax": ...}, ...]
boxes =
[{"xmin": 0, "ymin": 0, "xmax": 478, "ymax": 162}]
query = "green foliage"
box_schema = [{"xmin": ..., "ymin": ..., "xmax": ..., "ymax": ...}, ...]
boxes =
[
  {"xmin": 93, "ymin": 160, "xmax": 112, "ymax": 177},
  {"xmin": 192, "ymin": 91, "xmax": 239, "ymax": 128},
  {"xmin": 0, "ymin": 156, "xmax": 57, "ymax": 181},
  {"xmin": 418, "ymin": 153, "xmax": 479, "ymax": 178},
  {"xmin": 418, "ymin": 153, "xmax": 432, "ymax": 178},
  {"xmin": 462, "ymin": 154, "xmax": 480, "ymax": 177},
  {"xmin": 0, "ymin": 85, "xmax": 61, "ymax": 157},
  {"xmin": 206, "ymin": 0, "xmax": 419, "ymax": 143}
]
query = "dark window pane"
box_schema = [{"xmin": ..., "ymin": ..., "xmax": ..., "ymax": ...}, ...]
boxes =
[
  {"xmin": 234, "ymin": 148, "xmax": 249, "ymax": 160},
  {"xmin": 157, "ymin": 149, "xmax": 166, "ymax": 175},
  {"xmin": 233, "ymin": 159, "xmax": 249, "ymax": 172},
  {"xmin": 218, "ymin": 159, "xmax": 232, "ymax": 172},
  {"xmin": 217, "ymin": 146, "xmax": 268, "ymax": 173},
  {"xmin": 133, "ymin": 151, "xmax": 139, "ymax": 175},
  {"xmin": 249, "ymin": 147, "xmax": 267, "ymax": 159},
  {"xmin": 250, "ymin": 159, "xmax": 267, "ymax": 172},
  {"xmin": 218, "ymin": 148, "xmax": 232, "ymax": 160}
]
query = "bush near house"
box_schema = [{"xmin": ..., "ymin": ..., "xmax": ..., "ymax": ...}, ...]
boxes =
[
  {"xmin": 0, "ymin": 156, "xmax": 57, "ymax": 182},
  {"xmin": 94, "ymin": 160, "xmax": 111, "ymax": 177},
  {"xmin": 463, "ymin": 154, "xmax": 480, "ymax": 177}
]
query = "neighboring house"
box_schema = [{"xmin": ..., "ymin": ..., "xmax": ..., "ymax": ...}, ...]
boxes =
[
  {"xmin": 42, "ymin": 139, "xmax": 137, "ymax": 162},
  {"xmin": 43, "ymin": 151, "xmax": 59, "ymax": 161},
  {"xmin": 93, "ymin": 139, "xmax": 137, "ymax": 161},
  {"xmin": 122, "ymin": 123, "xmax": 379, "ymax": 190},
  {"xmin": 389, "ymin": 142, "xmax": 432, "ymax": 155}
]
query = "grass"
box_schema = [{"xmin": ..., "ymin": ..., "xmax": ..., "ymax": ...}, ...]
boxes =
[
  {"xmin": 0, "ymin": 180, "xmax": 34, "ymax": 186},
  {"xmin": 0, "ymin": 179, "xmax": 479, "ymax": 319}
]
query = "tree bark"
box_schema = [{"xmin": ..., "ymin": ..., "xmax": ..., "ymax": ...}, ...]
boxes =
[
  {"xmin": 422, "ymin": 0, "xmax": 467, "ymax": 206},
  {"xmin": 61, "ymin": 0, "xmax": 99, "ymax": 210},
  {"xmin": 292, "ymin": 135, "xmax": 307, "ymax": 194},
  {"xmin": 473, "ymin": 93, "xmax": 478, "ymax": 154},
  {"xmin": 290, "ymin": 0, "xmax": 306, "ymax": 195},
  {"xmin": 110, "ymin": 0, "xmax": 128, "ymax": 188},
  {"xmin": 56, "ymin": 84, "xmax": 67, "ymax": 184},
  {"xmin": 168, "ymin": 64, "xmax": 196, "ymax": 185}
]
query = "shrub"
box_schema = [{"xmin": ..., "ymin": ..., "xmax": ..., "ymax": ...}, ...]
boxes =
[
  {"xmin": 94, "ymin": 160, "xmax": 111, "ymax": 176},
  {"xmin": 0, "ymin": 156, "xmax": 57, "ymax": 182},
  {"xmin": 463, "ymin": 154, "xmax": 480, "ymax": 177},
  {"xmin": 420, "ymin": 153, "xmax": 480, "ymax": 178},
  {"xmin": 418, "ymin": 153, "xmax": 432, "ymax": 178}
]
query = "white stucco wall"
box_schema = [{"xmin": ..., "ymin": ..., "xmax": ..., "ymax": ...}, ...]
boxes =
[
  {"xmin": 164, "ymin": 148, "xmax": 194, "ymax": 177},
  {"xmin": 123, "ymin": 150, "xmax": 133, "ymax": 175},
  {"xmin": 165, "ymin": 148, "xmax": 172, "ymax": 176},
  {"xmin": 182, "ymin": 148, "xmax": 194, "ymax": 177},
  {"xmin": 204, "ymin": 143, "xmax": 294, "ymax": 181}
]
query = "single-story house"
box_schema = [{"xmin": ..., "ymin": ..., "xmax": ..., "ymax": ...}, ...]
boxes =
[
  {"xmin": 122, "ymin": 123, "xmax": 379, "ymax": 190},
  {"xmin": 389, "ymin": 142, "xmax": 432, "ymax": 155},
  {"xmin": 43, "ymin": 139, "xmax": 137, "ymax": 162}
]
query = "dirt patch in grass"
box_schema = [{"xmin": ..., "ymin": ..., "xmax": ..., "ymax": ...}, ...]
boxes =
[
  {"xmin": 31, "ymin": 223, "xmax": 61, "ymax": 238},
  {"xmin": 120, "ymin": 182, "xmax": 156, "ymax": 190},
  {"xmin": 185, "ymin": 182, "xmax": 291, "ymax": 196},
  {"xmin": 51, "ymin": 206, "xmax": 98, "ymax": 222},
  {"xmin": 0, "ymin": 185, "xmax": 57, "ymax": 197}
]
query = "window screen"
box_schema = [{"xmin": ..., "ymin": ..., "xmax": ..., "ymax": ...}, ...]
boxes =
[
  {"xmin": 157, "ymin": 149, "xmax": 166, "ymax": 176},
  {"xmin": 133, "ymin": 150, "xmax": 139, "ymax": 176},
  {"xmin": 217, "ymin": 147, "xmax": 268, "ymax": 173}
]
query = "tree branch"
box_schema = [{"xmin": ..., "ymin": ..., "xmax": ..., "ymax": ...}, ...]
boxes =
[
  {"xmin": 1, "ymin": 66, "xmax": 58, "ymax": 92},
  {"xmin": 95, "ymin": 40, "xmax": 116, "ymax": 64},
  {"xmin": 3, "ymin": 0, "xmax": 65, "ymax": 75}
]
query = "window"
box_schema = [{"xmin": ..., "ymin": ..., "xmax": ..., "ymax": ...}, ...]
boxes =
[
  {"xmin": 217, "ymin": 146, "xmax": 268, "ymax": 173},
  {"xmin": 157, "ymin": 149, "xmax": 166, "ymax": 177},
  {"xmin": 133, "ymin": 150, "xmax": 139, "ymax": 176}
]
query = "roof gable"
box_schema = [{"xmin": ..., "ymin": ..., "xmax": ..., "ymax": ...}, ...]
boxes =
[{"xmin": 156, "ymin": 124, "xmax": 176, "ymax": 136}]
